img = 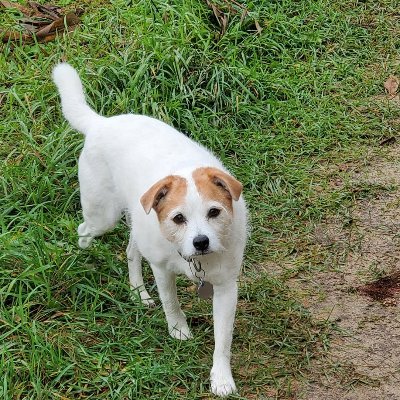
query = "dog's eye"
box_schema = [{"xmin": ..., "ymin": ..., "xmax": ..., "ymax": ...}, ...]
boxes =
[
  {"xmin": 172, "ymin": 213, "xmax": 186, "ymax": 225},
  {"xmin": 207, "ymin": 208, "xmax": 221, "ymax": 219}
]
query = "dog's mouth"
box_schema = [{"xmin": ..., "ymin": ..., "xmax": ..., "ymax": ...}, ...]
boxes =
[{"xmin": 178, "ymin": 250, "xmax": 213, "ymax": 262}]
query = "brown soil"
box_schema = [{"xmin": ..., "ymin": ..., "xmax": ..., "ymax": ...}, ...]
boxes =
[
  {"xmin": 296, "ymin": 145, "xmax": 400, "ymax": 399},
  {"xmin": 358, "ymin": 272, "xmax": 400, "ymax": 301}
]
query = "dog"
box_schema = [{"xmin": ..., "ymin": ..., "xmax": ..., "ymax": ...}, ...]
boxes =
[{"xmin": 52, "ymin": 63, "xmax": 248, "ymax": 397}]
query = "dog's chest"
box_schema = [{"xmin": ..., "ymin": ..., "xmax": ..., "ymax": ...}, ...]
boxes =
[
  {"xmin": 165, "ymin": 255, "xmax": 229, "ymax": 286},
  {"xmin": 165, "ymin": 257, "xmax": 199, "ymax": 281}
]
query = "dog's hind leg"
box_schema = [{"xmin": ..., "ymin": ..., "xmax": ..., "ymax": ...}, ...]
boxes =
[
  {"xmin": 78, "ymin": 205, "xmax": 120, "ymax": 249},
  {"xmin": 126, "ymin": 235, "xmax": 154, "ymax": 307},
  {"xmin": 77, "ymin": 153, "xmax": 121, "ymax": 249}
]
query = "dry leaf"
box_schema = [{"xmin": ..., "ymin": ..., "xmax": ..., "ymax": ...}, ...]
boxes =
[
  {"xmin": 20, "ymin": 23, "xmax": 37, "ymax": 33},
  {"xmin": 35, "ymin": 12, "xmax": 79, "ymax": 40},
  {"xmin": 1, "ymin": 2, "xmax": 81, "ymax": 44},
  {"xmin": 206, "ymin": 0, "xmax": 229, "ymax": 37},
  {"xmin": 239, "ymin": 9, "xmax": 248, "ymax": 23},
  {"xmin": 204, "ymin": 0, "xmax": 260, "ymax": 39},
  {"xmin": 0, "ymin": 0, "xmax": 32, "ymax": 15},
  {"xmin": 29, "ymin": 1, "xmax": 61, "ymax": 20},
  {"xmin": 254, "ymin": 19, "xmax": 262, "ymax": 34},
  {"xmin": 20, "ymin": 17, "xmax": 53, "ymax": 27},
  {"xmin": 380, "ymin": 136, "xmax": 396, "ymax": 146},
  {"xmin": 175, "ymin": 387, "xmax": 188, "ymax": 395},
  {"xmin": 1, "ymin": 30, "xmax": 32, "ymax": 42},
  {"xmin": 338, "ymin": 162, "xmax": 352, "ymax": 172},
  {"xmin": 384, "ymin": 75, "xmax": 399, "ymax": 96}
]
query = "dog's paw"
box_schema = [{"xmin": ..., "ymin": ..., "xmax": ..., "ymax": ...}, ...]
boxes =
[
  {"xmin": 169, "ymin": 324, "xmax": 193, "ymax": 340},
  {"xmin": 130, "ymin": 289, "xmax": 155, "ymax": 308},
  {"xmin": 142, "ymin": 297, "xmax": 156, "ymax": 307},
  {"xmin": 78, "ymin": 236, "xmax": 93, "ymax": 249},
  {"xmin": 210, "ymin": 370, "xmax": 237, "ymax": 397}
]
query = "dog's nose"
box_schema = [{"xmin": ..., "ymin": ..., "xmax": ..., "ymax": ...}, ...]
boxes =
[{"xmin": 193, "ymin": 235, "xmax": 209, "ymax": 252}]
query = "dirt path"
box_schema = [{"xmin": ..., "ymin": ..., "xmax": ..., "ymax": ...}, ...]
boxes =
[{"xmin": 298, "ymin": 145, "xmax": 400, "ymax": 399}]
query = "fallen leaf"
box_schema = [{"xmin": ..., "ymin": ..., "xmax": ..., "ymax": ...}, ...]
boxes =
[
  {"xmin": 35, "ymin": 12, "xmax": 80, "ymax": 40},
  {"xmin": 1, "ymin": 31, "xmax": 32, "ymax": 42},
  {"xmin": 0, "ymin": 0, "xmax": 32, "ymax": 15},
  {"xmin": 228, "ymin": 0, "xmax": 247, "ymax": 12},
  {"xmin": 329, "ymin": 178, "xmax": 343, "ymax": 187},
  {"xmin": 239, "ymin": 9, "xmax": 248, "ymax": 23},
  {"xmin": 1, "ymin": 2, "xmax": 81, "ymax": 44},
  {"xmin": 175, "ymin": 387, "xmax": 188, "ymax": 395},
  {"xmin": 254, "ymin": 20, "xmax": 262, "ymax": 34},
  {"xmin": 204, "ymin": 1, "xmax": 259, "ymax": 39},
  {"xmin": 384, "ymin": 75, "xmax": 399, "ymax": 96},
  {"xmin": 186, "ymin": 284, "xmax": 197, "ymax": 293},
  {"xmin": 20, "ymin": 17, "xmax": 53, "ymax": 27},
  {"xmin": 205, "ymin": 0, "xmax": 229, "ymax": 37},
  {"xmin": 380, "ymin": 136, "xmax": 396, "ymax": 146},
  {"xmin": 29, "ymin": 1, "xmax": 62, "ymax": 20},
  {"xmin": 20, "ymin": 23, "xmax": 37, "ymax": 33},
  {"xmin": 338, "ymin": 162, "xmax": 352, "ymax": 172}
]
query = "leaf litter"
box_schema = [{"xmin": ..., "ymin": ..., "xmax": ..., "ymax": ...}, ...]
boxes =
[
  {"xmin": 384, "ymin": 75, "xmax": 399, "ymax": 97},
  {"xmin": 1, "ymin": 1, "xmax": 82, "ymax": 43},
  {"xmin": 204, "ymin": 0, "xmax": 262, "ymax": 39}
]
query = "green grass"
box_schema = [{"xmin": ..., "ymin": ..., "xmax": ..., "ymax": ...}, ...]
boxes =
[{"xmin": 1, "ymin": 0, "xmax": 400, "ymax": 398}]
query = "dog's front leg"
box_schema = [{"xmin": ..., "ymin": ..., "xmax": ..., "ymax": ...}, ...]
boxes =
[
  {"xmin": 210, "ymin": 281, "xmax": 238, "ymax": 397},
  {"xmin": 151, "ymin": 264, "xmax": 193, "ymax": 340}
]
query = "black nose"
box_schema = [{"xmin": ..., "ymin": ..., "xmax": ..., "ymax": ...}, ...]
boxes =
[{"xmin": 193, "ymin": 235, "xmax": 209, "ymax": 252}]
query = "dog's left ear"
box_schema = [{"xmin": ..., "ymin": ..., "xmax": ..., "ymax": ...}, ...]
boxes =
[
  {"xmin": 193, "ymin": 167, "xmax": 243, "ymax": 201},
  {"xmin": 140, "ymin": 175, "xmax": 187, "ymax": 214},
  {"xmin": 211, "ymin": 169, "xmax": 243, "ymax": 201}
]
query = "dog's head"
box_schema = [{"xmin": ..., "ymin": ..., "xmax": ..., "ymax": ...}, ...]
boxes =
[{"xmin": 140, "ymin": 167, "xmax": 242, "ymax": 259}]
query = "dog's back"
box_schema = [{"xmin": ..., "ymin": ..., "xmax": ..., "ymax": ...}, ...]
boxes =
[{"xmin": 53, "ymin": 63, "xmax": 225, "ymax": 201}]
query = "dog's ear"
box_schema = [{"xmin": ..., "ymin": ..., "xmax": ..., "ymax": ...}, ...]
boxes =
[
  {"xmin": 193, "ymin": 167, "xmax": 243, "ymax": 202},
  {"xmin": 140, "ymin": 175, "xmax": 187, "ymax": 215},
  {"xmin": 140, "ymin": 176, "xmax": 174, "ymax": 214},
  {"xmin": 210, "ymin": 169, "xmax": 243, "ymax": 201}
]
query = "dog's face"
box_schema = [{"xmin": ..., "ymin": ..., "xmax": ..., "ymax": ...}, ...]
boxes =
[{"xmin": 140, "ymin": 167, "xmax": 242, "ymax": 259}]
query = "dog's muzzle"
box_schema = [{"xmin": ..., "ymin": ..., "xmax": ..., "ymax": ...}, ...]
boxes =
[{"xmin": 178, "ymin": 250, "xmax": 213, "ymax": 262}]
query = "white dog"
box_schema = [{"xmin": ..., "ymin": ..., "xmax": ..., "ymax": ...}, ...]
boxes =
[{"xmin": 52, "ymin": 63, "xmax": 248, "ymax": 397}]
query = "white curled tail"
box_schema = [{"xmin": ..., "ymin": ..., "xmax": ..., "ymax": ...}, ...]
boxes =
[{"xmin": 52, "ymin": 63, "xmax": 104, "ymax": 134}]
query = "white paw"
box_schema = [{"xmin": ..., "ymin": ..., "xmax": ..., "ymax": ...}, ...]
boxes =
[
  {"xmin": 130, "ymin": 289, "xmax": 155, "ymax": 307},
  {"xmin": 78, "ymin": 236, "xmax": 93, "ymax": 249},
  {"xmin": 211, "ymin": 370, "xmax": 237, "ymax": 397},
  {"xmin": 168, "ymin": 324, "xmax": 193, "ymax": 340},
  {"xmin": 141, "ymin": 297, "xmax": 156, "ymax": 307}
]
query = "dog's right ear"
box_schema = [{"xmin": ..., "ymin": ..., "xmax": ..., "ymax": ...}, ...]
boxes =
[
  {"xmin": 140, "ymin": 175, "xmax": 187, "ymax": 215},
  {"xmin": 140, "ymin": 176, "xmax": 174, "ymax": 214}
]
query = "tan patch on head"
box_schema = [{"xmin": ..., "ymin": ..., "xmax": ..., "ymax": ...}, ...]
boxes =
[
  {"xmin": 140, "ymin": 175, "xmax": 187, "ymax": 221},
  {"xmin": 192, "ymin": 167, "xmax": 243, "ymax": 213}
]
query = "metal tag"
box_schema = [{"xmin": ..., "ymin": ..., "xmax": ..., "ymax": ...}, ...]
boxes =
[{"xmin": 198, "ymin": 280, "xmax": 214, "ymax": 299}]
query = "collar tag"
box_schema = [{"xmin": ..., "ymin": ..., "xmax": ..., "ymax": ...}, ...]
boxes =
[
  {"xmin": 198, "ymin": 279, "xmax": 214, "ymax": 299},
  {"xmin": 182, "ymin": 256, "xmax": 214, "ymax": 300}
]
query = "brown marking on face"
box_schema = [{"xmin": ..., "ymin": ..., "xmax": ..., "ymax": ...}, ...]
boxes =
[
  {"xmin": 192, "ymin": 167, "xmax": 243, "ymax": 213},
  {"xmin": 140, "ymin": 175, "xmax": 187, "ymax": 221}
]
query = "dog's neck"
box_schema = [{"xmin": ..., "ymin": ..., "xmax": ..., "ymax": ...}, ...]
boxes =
[{"xmin": 178, "ymin": 252, "xmax": 214, "ymax": 299}]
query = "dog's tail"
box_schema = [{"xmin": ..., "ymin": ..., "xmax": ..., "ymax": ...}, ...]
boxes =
[{"xmin": 52, "ymin": 63, "xmax": 104, "ymax": 134}]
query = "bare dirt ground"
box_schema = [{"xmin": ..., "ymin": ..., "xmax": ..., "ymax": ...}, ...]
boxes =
[{"xmin": 298, "ymin": 145, "xmax": 400, "ymax": 399}]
